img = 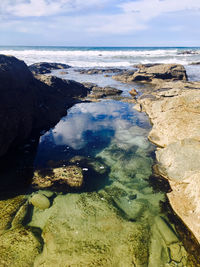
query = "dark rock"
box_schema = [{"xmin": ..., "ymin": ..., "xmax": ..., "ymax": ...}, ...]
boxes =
[
  {"xmin": 190, "ymin": 62, "xmax": 200, "ymax": 65},
  {"xmin": 75, "ymin": 68, "xmax": 123, "ymax": 75},
  {"xmin": 113, "ymin": 64, "xmax": 187, "ymax": 83},
  {"xmin": 29, "ymin": 62, "xmax": 71, "ymax": 75},
  {"xmin": 88, "ymin": 86, "xmax": 122, "ymax": 99},
  {"xmin": 81, "ymin": 82, "xmax": 122, "ymax": 99},
  {"xmin": 0, "ymin": 55, "xmax": 88, "ymax": 157},
  {"xmin": 177, "ymin": 50, "xmax": 199, "ymax": 55}
]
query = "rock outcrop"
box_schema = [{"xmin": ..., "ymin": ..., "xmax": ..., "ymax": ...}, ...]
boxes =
[
  {"xmin": 29, "ymin": 62, "xmax": 71, "ymax": 75},
  {"xmin": 82, "ymin": 82, "xmax": 122, "ymax": 98},
  {"xmin": 113, "ymin": 64, "xmax": 187, "ymax": 83},
  {"xmin": 0, "ymin": 55, "xmax": 88, "ymax": 157},
  {"xmin": 135, "ymin": 79, "xmax": 200, "ymax": 244}
]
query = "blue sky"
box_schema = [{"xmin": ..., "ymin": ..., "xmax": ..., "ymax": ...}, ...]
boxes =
[{"xmin": 0, "ymin": 0, "xmax": 200, "ymax": 46}]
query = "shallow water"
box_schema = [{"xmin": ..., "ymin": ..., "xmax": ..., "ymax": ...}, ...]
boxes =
[
  {"xmin": 28, "ymin": 98, "xmax": 191, "ymax": 267},
  {"xmin": 0, "ymin": 69, "xmax": 198, "ymax": 267}
]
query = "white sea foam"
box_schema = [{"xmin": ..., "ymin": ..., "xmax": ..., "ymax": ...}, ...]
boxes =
[{"xmin": 0, "ymin": 48, "xmax": 200, "ymax": 67}]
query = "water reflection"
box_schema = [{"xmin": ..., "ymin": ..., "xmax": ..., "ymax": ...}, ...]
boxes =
[{"xmin": 34, "ymin": 100, "xmax": 150, "ymax": 168}]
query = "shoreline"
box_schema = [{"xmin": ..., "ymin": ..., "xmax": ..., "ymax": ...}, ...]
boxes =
[{"xmin": 131, "ymin": 77, "xmax": 200, "ymax": 245}]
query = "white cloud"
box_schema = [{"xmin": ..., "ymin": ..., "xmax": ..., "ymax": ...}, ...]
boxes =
[
  {"xmin": 120, "ymin": 0, "xmax": 200, "ymax": 21},
  {"xmin": 88, "ymin": 0, "xmax": 200, "ymax": 34},
  {"xmin": 1, "ymin": 0, "xmax": 200, "ymax": 38},
  {"xmin": 1, "ymin": 0, "xmax": 108, "ymax": 17}
]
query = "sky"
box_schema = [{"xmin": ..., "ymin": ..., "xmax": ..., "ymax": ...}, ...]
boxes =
[{"xmin": 0, "ymin": 0, "xmax": 200, "ymax": 46}]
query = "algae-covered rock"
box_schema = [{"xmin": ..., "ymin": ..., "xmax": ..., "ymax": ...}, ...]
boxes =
[
  {"xmin": 0, "ymin": 227, "xmax": 42, "ymax": 267},
  {"xmin": 155, "ymin": 216, "xmax": 179, "ymax": 245},
  {"xmin": 32, "ymin": 165, "xmax": 84, "ymax": 191},
  {"xmin": 113, "ymin": 196, "xmax": 146, "ymax": 221},
  {"xmin": 30, "ymin": 193, "xmax": 50, "ymax": 210},
  {"xmin": 31, "ymin": 193, "xmax": 150, "ymax": 267},
  {"xmin": 169, "ymin": 243, "xmax": 182, "ymax": 263},
  {"xmin": 11, "ymin": 200, "xmax": 29, "ymax": 228},
  {"xmin": 0, "ymin": 195, "xmax": 26, "ymax": 231},
  {"xmin": 149, "ymin": 218, "xmax": 188, "ymax": 267}
]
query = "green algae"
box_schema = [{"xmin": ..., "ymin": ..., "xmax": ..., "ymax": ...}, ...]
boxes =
[
  {"xmin": 0, "ymin": 195, "xmax": 26, "ymax": 232},
  {"xmin": 31, "ymin": 193, "xmax": 150, "ymax": 267},
  {"xmin": 0, "ymin": 195, "xmax": 43, "ymax": 267},
  {"xmin": 0, "ymin": 226, "xmax": 43, "ymax": 267}
]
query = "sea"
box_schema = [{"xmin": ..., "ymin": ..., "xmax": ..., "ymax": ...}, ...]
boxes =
[
  {"xmin": 1, "ymin": 46, "xmax": 200, "ymax": 80},
  {"xmin": 1, "ymin": 46, "xmax": 200, "ymax": 266}
]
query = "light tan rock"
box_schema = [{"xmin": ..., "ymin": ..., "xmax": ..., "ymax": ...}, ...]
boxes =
[{"xmin": 137, "ymin": 80, "xmax": 200, "ymax": 244}]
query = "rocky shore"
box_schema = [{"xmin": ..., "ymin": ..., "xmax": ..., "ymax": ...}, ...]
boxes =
[
  {"xmin": 0, "ymin": 55, "xmax": 88, "ymax": 158},
  {"xmin": 125, "ymin": 64, "xmax": 200, "ymax": 245}
]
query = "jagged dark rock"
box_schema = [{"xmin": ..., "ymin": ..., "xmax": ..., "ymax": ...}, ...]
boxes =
[
  {"xmin": 29, "ymin": 62, "xmax": 71, "ymax": 75},
  {"xmin": 0, "ymin": 55, "xmax": 88, "ymax": 157}
]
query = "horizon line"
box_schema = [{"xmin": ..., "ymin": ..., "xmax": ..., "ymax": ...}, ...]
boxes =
[{"xmin": 0, "ymin": 45, "xmax": 200, "ymax": 48}]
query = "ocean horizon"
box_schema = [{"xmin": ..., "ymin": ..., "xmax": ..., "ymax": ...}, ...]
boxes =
[{"xmin": 0, "ymin": 46, "xmax": 200, "ymax": 68}]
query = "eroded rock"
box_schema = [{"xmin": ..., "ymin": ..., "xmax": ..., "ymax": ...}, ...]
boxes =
[{"xmin": 32, "ymin": 165, "xmax": 84, "ymax": 191}]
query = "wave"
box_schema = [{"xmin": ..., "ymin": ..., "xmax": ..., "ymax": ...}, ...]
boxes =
[{"xmin": 0, "ymin": 48, "xmax": 200, "ymax": 67}]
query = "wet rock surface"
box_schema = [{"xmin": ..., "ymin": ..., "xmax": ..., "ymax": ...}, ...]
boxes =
[{"xmin": 29, "ymin": 62, "xmax": 71, "ymax": 75}]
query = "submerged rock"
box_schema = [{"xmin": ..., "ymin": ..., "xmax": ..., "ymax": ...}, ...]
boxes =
[
  {"xmin": 30, "ymin": 193, "xmax": 150, "ymax": 267},
  {"xmin": 32, "ymin": 165, "xmax": 84, "ymax": 191},
  {"xmin": 0, "ymin": 195, "xmax": 26, "ymax": 232},
  {"xmin": 0, "ymin": 227, "xmax": 42, "ymax": 267},
  {"xmin": 30, "ymin": 193, "xmax": 50, "ymax": 210},
  {"xmin": 29, "ymin": 62, "xmax": 71, "ymax": 75}
]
